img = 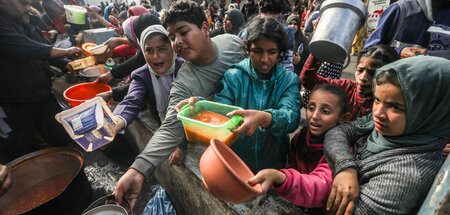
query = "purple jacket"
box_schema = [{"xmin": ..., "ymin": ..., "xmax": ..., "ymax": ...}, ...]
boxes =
[{"xmin": 113, "ymin": 59, "xmax": 184, "ymax": 126}]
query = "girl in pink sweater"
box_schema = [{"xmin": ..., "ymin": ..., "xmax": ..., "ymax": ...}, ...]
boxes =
[{"xmin": 248, "ymin": 84, "xmax": 351, "ymax": 208}]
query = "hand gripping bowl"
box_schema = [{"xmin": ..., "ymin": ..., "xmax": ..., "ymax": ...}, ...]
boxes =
[
  {"xmin": 0, "ymin": 147, "xmax": 83, "ymax": 215},
  {"xmin": 200, "ymin": 139, "xmax": 263, "ymax": 204}
]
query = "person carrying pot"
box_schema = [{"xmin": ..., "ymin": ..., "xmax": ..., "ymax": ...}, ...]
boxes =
[{"xmin": 0, "ymin": 0, "xmax": 92, "ymax": 213}]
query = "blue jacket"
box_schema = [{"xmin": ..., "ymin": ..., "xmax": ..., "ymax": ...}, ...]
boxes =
[
  {"xmin": 214, "ymin": 58, "xmax": 301, "ymax": 173},
  {"xmin": 364, "ymin": 1, "xmax": 450, "ymax": 53}
]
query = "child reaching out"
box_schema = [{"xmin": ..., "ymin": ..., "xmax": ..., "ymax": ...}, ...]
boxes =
[
  {"xmin": 176, "ymin": 17, "xmax": 301, "ymax": 173},
  {"xmin": 300, "ymin": 45, "xmax": 399, "ymax": 120},
  {"xmin": 247, "ymin": 84, "xmax": 351, "ymax": 208}
]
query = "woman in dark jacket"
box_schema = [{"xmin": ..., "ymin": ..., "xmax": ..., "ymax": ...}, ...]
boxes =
[
  {"xmin": 287, "ymin": 14, "xmax": 309, "ymax": 75},
  {"xmin": 211, "ymin": 9, "xmax": 245, "ymax": 37}
]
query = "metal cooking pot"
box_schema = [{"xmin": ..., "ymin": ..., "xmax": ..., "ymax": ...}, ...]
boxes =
[
  {"xmin": 0, "ymin": 147, "xmax": 83, "ymax": 215},
  {"xmin": 82, "ymin": 195, "xmax": 130, "ymax": 215},
  {"xmin": 308, "ymin": 0, "xmax": 367, "ymax": 62}
]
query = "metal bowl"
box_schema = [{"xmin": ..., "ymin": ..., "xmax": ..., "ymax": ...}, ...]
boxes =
[
  {"xmin": 0, "ymin": 147, "xmax": 83, "ymax": 215},
  {"xmin": 79, "ymin": 65, "xmax": 111, "ymax": 82}
]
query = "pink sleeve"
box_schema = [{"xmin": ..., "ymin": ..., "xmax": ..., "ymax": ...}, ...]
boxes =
[{"xmin": 272, "ymin": 163, "xmax": 333, "ymax": 208}]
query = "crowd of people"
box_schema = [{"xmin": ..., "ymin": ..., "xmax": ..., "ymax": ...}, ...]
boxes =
[{"xmin": 0, "ymin": 0, "xmax": 449, "ymax": 214}]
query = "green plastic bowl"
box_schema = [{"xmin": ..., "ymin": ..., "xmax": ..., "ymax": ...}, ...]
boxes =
[{"xmin": 177, "ymin": 101, "xmax": 243, "ymax": 146}]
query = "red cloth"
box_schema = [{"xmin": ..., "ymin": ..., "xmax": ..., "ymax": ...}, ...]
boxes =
[
  {"xmin": 300, "ymin": 54, "xmax": 374, "ymax": 120},
  {"xmin": 128, "ymin": 6, "xmax": 150, "ymax": 16},
  {"xmin": 113, "ymin": 44, "xmax": 136, "ymax": 58}
]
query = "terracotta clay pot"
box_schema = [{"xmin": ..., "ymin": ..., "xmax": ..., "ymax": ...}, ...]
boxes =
[{"xmin": 200, "ymin": 139, "xmax": 263, "ymax": 204}]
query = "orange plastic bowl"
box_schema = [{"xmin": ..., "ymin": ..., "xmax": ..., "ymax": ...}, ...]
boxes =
[
  {"xmin": 81, "ymin": 43, "xmax": 97, "ymax": 56},
  {"xmin": 199, "ymin": 139, "xmax": 263, "ymax": 204},
  {"xmin": 63, "ymin": 83, "xmax": 112, "ymax": 107}
]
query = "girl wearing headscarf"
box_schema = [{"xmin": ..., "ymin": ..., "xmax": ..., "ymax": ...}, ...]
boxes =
[
  {"xmin": 97, "ymin": 14, "xmax": 162, "ymax": 102},
  {"xmin": 324, "ymin": 56, "xmax": 450, "ymax": 214},
  {"xmin": 127, "ymin": 6, "xmax": 150, "ymax": 16},
  {"xmin": 210, "ymin": 9, "xmax": 245, "ymax": 37},
  {"xmin": 112, "ymin": 25, "xmax": 186, "ymax": 165}
]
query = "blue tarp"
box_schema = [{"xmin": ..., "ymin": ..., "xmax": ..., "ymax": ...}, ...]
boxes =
[{"xmin": 142, "ymin": 185, "xmax": 176, "ymax": 215}]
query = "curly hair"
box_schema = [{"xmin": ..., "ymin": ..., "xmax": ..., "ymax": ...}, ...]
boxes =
[
  {"xmin": 243, "ymin": 17, "xmax": 288, "ymax": 61},
  {"xmin": 258, "ymin": 0, "xmax": 284, "ymax": 15},
  {"xmin": 162, "ymin": 0, "xmax": 207, "ymax": 29}
]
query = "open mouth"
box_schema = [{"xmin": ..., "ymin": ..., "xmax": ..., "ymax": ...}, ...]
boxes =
[
  {"xmin": 152, "ymin": 62, "xmax": 165, "ymax": 68},
  {"xmin": 310, "ymin": 122, "xmax": 322, "ymax": 128}
]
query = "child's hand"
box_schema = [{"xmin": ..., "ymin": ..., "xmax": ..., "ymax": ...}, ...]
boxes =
[
  {"xmin": 114, "ymin": 117, "xmax": 126, "ymax": 134},
  {"xmin": 248, "ymin": 169, "xmax": 286, "ymax": 194},
  {"xmin": 227, "ymin": 110, "xmax": 272, "ymax": 136},
  {"xmin": 169, "ymin": 148, "xmax": 185, "ymax": 166},
  {"xmin": 326, "ymin": 168, "xmax": 359, "ymax": 215},
  {"xmin": 174, "ymin": 97, "xmax": 200, "ymax": 112}
]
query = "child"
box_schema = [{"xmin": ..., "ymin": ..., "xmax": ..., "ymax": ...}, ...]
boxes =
[
  {"xmin": 324, "ymin": 56, "xmax": 450, "ymax": 214},
  {"xmin": 247, "ymin": 84, "xmax": 351, "ymax": 208},
  {"xmin": 113, "ymin": 0, "xmax": 243, "ymax": 211},
  {"xmin": 301, "ymin": 45, "xmax": 399, "ymax": 120},
  {"xmin": 176, "ymin": 17, "xmax": 301, "ymax": 173},
  {"xmin": 111, "ymin": 25, "xmax": 186, "ymax": 165}
]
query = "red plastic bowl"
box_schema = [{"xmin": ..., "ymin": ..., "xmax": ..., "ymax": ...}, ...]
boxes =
[
  {"xmin": 63, "ymin": 82, "xmax": 112, "ymax": 107},
  {"xmin": 199, "ymin": 139, "xmax": 263, "ymax": 204}
]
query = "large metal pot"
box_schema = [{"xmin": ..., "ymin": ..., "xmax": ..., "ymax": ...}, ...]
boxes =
[
  {"xmin": 0, "ymin": 147, "xmax": 83, "ymax": 215},
  {"xmin": 309, "ymin": 0, "xmax": 367, "ymax": 62}
]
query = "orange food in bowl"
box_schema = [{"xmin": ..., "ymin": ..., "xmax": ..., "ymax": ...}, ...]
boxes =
[
  {"xmin": 184, "ymin": 111, "xmax": 239, "ymax": 146},
  {"xmin": 200, "ymin": 139, "xmax": 263, "ymax": 204}
]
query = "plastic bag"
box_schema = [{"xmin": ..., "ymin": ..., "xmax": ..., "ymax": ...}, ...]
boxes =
[
  {"xmin": 142, "ymin": 185, "xmax": 176, "ymax": 215},
  {"xmin": 54, "ymin": 34, "xmax": 72, "ymax": 48}
]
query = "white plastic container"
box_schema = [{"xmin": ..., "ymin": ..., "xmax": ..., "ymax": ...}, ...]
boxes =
[
  {"xmin": 55, "ymin": 97, "xmax": 118, "ymax": 152},
  {"xmin": 64, "ymin": 5, "xmax": 87, "ymax": 24}
]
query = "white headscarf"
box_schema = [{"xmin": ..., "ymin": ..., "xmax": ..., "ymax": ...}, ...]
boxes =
[
  {"xmin": 139, "ymin": 25, "xmax": 177, "ymax": 121},
  {"xmin": 122, "ymin": 17, "xmax": 135, "ymax": 42}
]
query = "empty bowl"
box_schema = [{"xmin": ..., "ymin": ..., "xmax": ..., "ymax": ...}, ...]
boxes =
[
  {"xmin": 199, "ymin": 139, "xmax": 263, "ymax": 204},
  {"xmin": 88, "ymin": 44, "xmax": 107, "ymax": 55},
  {"xmin": 80, "ymin": 65, "xmax": 110, "ymax": 82},
  {"xmin": 63, "ymin": 82, "xmax": 112, "ymax": 107}
]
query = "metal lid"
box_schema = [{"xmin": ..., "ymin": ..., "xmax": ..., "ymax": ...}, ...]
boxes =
[{"xmin": 319, "ymin": 0, "xmax": 367, "ymax": 25}]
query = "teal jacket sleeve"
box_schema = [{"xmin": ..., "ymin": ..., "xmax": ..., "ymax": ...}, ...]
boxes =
[{"xmin": 264, "ymin": 74, "xmax": 301, "ymax": 136}]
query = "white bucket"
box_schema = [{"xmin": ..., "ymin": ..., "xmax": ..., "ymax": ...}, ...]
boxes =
[{"xmin": 64, "ymin": 5, "xmax": 87, "ymax": 25}]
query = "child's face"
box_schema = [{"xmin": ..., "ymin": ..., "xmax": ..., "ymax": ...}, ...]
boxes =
[
  {"xmin": 167, "ymin": 21, "xmax": 210, "ymax": 64},
  {"xmin": 249, "ymin": 38, "xmax": 279, "ymax": 74},
  {"xmin": 144, "ymin": 35, "xmax": 174, "ymax": 75},
  {"xmin": 354, "ymin": 57, "xmax": 383, "ymax": 95},
  {"xmin": 307, "ymin": 90, "xmax": 346, "ymax": 137},
  {"xmin": 372, "ymin": 83, "xmax": 406, "ymax": 136}
]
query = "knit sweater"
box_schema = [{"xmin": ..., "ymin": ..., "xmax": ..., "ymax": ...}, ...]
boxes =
[{"xmin": 323, "ymin": 122, "xmax": 445, "ymax": 214}]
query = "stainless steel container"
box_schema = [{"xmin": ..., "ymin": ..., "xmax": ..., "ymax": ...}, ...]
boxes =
[{"xmin": 308, "ymin": 0, "xmax": 367, "ymax": 62}]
